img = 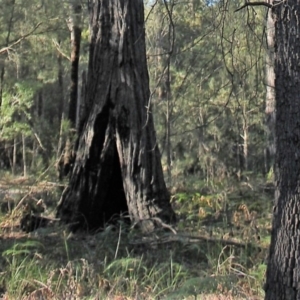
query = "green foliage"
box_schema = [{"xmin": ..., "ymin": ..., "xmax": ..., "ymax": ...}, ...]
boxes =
[
  {"xmin": 1, "ymin": 240, "xmax": 45, "ymax": 298},
  {"xmin": 146, "ymin": 0, "xmax": 267, "ymax": 183},
  {"xmin": 0, "ymin": 0, "xmax": 269, "ymax": 181},
  {"xmin": 0, "ymin": 0, "xmax": 272, "ymax": 299},
  {"xmin": 0, "ymin": 81, "xmax": 38, "ymax": 140},
  {"xmin": 0, "ymin": 0, "xmax": 71, "ymax": 175},
  {"xmin": 104, "ymin": 256, "xmax": 187, "ymax": 298},
  {"xmin": 2, "ymin": 240, "xmax": 43, "ymax": 257}
]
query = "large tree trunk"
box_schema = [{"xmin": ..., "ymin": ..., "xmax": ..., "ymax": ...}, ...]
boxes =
[
  {"xmin": 265, "ymin": 2, "xmax": 300, "ymax": 299},
  {"xmin": 57, "ymin": 0, "xmax": 176, "ymax": 232}
]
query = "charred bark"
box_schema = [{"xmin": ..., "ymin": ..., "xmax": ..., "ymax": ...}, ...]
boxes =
[
  {"xmin": 20, "ymin": 214, "xmax": 50, "ymax": 233},
  {"xmin": 57, "ymin": 0, "xmax": 176, "ymax": 232},
  {"xmin": 265, "ymin": 2, "xmax": 300, "ymax": 299}
]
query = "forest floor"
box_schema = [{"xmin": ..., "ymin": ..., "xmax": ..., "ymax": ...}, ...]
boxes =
[{"xmin": 0, "ymin": 173, "xmax": 272, "ymax": 299}]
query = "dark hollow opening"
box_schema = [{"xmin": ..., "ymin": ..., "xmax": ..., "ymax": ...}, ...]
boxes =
[{"xmin": 100, "ymin": 142, "xmax": 129, "ymax": 227}]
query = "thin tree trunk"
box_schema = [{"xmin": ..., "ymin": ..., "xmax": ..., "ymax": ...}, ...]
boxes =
[
  {"xmin": 56, "ymin": 39, "xmax": 66, "ymax": 179},
  {"xmin": 161, "ymin": 1, "xmax": 175, "ymax": 185},
  {"xmin": 12, "ymin": 138, "xmax": 17, "ymax": 175},
  {"xmin": 37, "ymin": 90, "xmax": 43, "ymax": 118},
  {"xmin": 5, "ymin": 143, "xmax": 13, "ymax": 173},
  {"xmin": 235, "ymin": 132, "xmax": 242, "ymax": 180},
  {"xmin": 265, "ymin": 10, "xmax": 275, "ymax": 174},
  {"xmin": 166, "ymin": 60, "xmax": 172, "ymax": 185},
  {"xmin": 56, "ymin": 113, "xmax": 65, "ymax": 179},
  {"xmin": 22, "ymin": 134, "xmax": 27, "ymax": 177},
  {"xmin": 57, "ymin": 0, "xmax": 176, "ymax": 232},
  {"xmin": 57, "ymin": 41, "xmax": 65, "ymax": 126},
  {"xmin": 265, "ymin": 2, "xmax": 300, "ymax": 299},
  {"xmin": 57, "ymin": 2, "xmax": 82, "ymax": 180},
  {"xmin": 58, "ymin": 1, "xmax": 82, "ymax": 179},
  {"xmin": 0, "ymin": 65, "xmax": 4, "ymax": 107},
  {"xmin": 78, "ymin": 70, "xmax": 87, "ymax": 133},
  {"xmin": 68, "ymin": 1, "xmax": 82, "ymax": 128},
  {"xmin": 31, "ymin": 139, "xmax": 36, "ymax": 170},
  {"xmin": 242, "ymin": 104, "xmax": 248, "ymax": 172}
]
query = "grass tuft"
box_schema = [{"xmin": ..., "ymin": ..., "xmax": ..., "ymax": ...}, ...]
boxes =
[{"xmin": 0, "ymin": 175, "xmax": 270, "ymax": 299}]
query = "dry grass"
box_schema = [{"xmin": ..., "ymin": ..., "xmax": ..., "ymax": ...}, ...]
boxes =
[{"xmin": 0, "ymin": 176, "xmax": 270, "ymax": 299}]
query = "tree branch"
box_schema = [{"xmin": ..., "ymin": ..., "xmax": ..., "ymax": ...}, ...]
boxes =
[
  {"xmin": 235, "ymin": 1, "xmax": 272, "ymax": 12},
  {"xmin": 52, "ymin": 39, "xmax": 71, "ymax": 61},
  {"xmin": 0, "ymin": 22, "xmax": 42, "ymax": 55}
]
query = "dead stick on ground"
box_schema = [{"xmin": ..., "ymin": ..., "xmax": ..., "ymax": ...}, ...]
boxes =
[{"xmin": 130, "ymin": 233, "xmax": 261, "ymax": 249}]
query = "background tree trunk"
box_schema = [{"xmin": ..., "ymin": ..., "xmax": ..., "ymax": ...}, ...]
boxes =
[
  {"xmin": 57, "ymin": 1, "xmax": 82, "ymax": 179},
  {"xmin": 12, "ymin": 138, "xmax": 17, "ymax": 175},
  {"xmin": 265, "ymin": 2, "xmax": 300, "ymax": 299},
  {"xmin": 22, "ymin": 134, "xmax": 27, "ymax": 177},
  {"xmin": 57, "ymin": 0, "xmax": 176, "ymax": 232},
  {"xmin": 265, "ymin": 10, "xmax": 275, "ymax": 175},
  {"xmin": 68, "ymin": 1, "xmax": 82, "ymax": 128}
]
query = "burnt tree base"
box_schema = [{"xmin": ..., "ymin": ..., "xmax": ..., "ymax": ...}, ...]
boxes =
[
  {"xmin": 20, "ymin": 214, "xmax": 51, "ymax": 233},
  {"xmin": 56, "ymin": 0, "xmax": 176, "ymax": 233},
  {"xmin": 57, "ymin": 140, "xmax": 129, "ymax": 232}
]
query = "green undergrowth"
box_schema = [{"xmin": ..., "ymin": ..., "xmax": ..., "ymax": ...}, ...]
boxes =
[{"xmin": 0, "ymin": 176, "xmax": 272, "ymax": 299}]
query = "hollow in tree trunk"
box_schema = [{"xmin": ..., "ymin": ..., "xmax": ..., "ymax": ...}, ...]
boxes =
[{"xmin": 57, "ymin": 0, "xmax": 176, "ymax": 232}]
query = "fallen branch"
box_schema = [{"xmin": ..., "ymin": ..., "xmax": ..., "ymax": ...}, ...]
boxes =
[
  {"xmin": 20, "ymin": 214, "xmax": 60, "ymax": 233},
  {"xmin": 131, "ymin": 217, "xmax": 177, "ymax": 234},
  {"xmin": 33, "ymin": 132, "xmax": 46, "ymax": 151},
  {"xmin": 52, "ymin": 39, "xmax": 71, "ymax": 61},
  {"xmin": 130, "ymin": 233, "xmax": 261, "ymax": 250}
]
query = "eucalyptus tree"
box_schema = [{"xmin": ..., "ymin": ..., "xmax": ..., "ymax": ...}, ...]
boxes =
[
  {"xmin": 0, "ymin": 0, "xmax": 70, "ymax": 172},
  {"xmin": 146, "ymin": 0, "xmax": 266, "ymax": 182},
  {"xmin": 265, "ymin": 0, "xmax": 300, "ymax": 298},
  {"xmin": 57, "ymin": 0, "xmax": 84, "ymax": 179},
  {"xmin": 144, "ymin": 0, "xmax": 177, "ymax": 185},
  {"xmin": 57, "ymin": 0, "xmax": 176, "ymax": 232}
]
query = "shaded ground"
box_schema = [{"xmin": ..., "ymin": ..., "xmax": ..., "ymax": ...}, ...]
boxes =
[{"xmin": 0, "ymin": 176, "xmax": 270, "ymax": 299}]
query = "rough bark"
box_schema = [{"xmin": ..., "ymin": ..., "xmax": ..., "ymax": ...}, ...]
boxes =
[
  {"xmin": 265, "ymin": 2, "xmax": 300, "ymax": 299},
  {"xmin": 57, "ymin": 0, "xmax": 176, "ymax": 232}
]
